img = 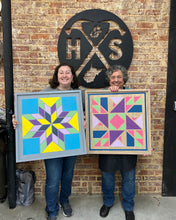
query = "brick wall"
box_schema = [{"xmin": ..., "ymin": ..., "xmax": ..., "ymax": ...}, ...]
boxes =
[{"xmin": 0, "ymin": 0, "xmax": 170, "ymax": 196}]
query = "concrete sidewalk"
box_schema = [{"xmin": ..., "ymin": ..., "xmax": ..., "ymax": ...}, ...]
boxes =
[{"xmin": 0, "ymin": 194, "xmax": 176, "ymax": 220}]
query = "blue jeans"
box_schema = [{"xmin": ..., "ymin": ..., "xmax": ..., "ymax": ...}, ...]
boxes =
[
  {"xmin": 101, "ymin": 168, "xmax": 136, "ymax": 211},
  {"xmin": 44, "ymin": 156, "xmax": 77, "ymax": 217}
]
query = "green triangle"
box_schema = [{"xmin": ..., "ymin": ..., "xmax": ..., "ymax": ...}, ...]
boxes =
[
  {"xmin": 118, "ymin": 113, "xmax": 126, "ymax": 120},
  {"xmin": 93, "ymin": 138, "xmax": 100, "ymax": 145},
  {"xmin": 119, "ymin": 123, "xmax": 126, "ymax": 130},
  {"xmin": 101, "ymin": 138, "xmax": 108, "ymax": 145},
  {"xmin": 127, "ymin": 98, "xmax": 134, "ymax": 105},
  {"xmin": 93, "ymin": 97, "xmax": 100, "ymax": 105},
  {"xmin": 94, "ymin": 105, "xmax": 100, "ymax": 112},
  {"xmin": 135, "ymin": 131, "xmax": 142, "ymax": 138},
  {"xmin": 109, "ymin": 113, "xmax": 116, "ymax": 120},
  {"xmin": 135, "ymin": 97, "xmax": 142, "ymax": 104},
  {"xmin": 135, "ymin": 139, "xmax": 142, "ymax": 147},
  {"xmin": 109, "ymin": 123, "xmax": 117, "ymax": 130}
]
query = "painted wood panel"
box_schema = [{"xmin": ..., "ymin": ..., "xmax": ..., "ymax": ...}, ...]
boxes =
[
  {"xmin": 85, "ymin": 89, "xmax": 151, "ymax": 155},
  {"xmin": 15, "ymin": 90, "xmax": 86, "ymax": 162}
]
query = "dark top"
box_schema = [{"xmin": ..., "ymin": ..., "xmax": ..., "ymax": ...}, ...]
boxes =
[
  {"xmin": 99, "ymin": 87, "xmax": 137, "ymax": 172},
  {"xmin": 99, "ymin": 154, "xmax": 137, "ymax": 172}
]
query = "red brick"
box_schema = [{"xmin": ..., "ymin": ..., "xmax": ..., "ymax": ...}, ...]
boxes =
[{"xmin": 0, "ymin": 0, "xmax": 169, "ymax": 197}]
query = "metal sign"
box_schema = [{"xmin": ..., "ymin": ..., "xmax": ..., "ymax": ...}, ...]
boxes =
[{"xmin": 58, "ymin": 9, "xmax": 133, "ymax": 88}]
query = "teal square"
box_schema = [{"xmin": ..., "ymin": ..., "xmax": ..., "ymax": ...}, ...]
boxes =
[
  {"xmin": 22, "ymin": 99, "xmax": 39, "ymax": 114},
  {"xmin": 62, "ymin": 96, "xmax": 77, "ymax": 111},
  {"xmin": 65, "ymin": 134, "xmax": 80, "ymax": 150},
  {"xmin": 23, "ymin": 138, "xmax": 40, "ymax": 155}
]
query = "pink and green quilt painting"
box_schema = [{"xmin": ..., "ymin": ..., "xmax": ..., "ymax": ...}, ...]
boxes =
[
  {"xmin": 86, "ymin": 90, "xmax": 151, "ymax": 155},
  {"xmin": 15, "ymin": 90, "xmax": 86, "ymax": 162}
]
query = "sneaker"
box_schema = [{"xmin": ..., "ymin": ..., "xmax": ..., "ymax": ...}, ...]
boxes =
[
  {"xmin": 47, "ymin": 216, "xmax": 57, "ymax": 220},
  {"xmin": 61, "ymin": 203, "xmax": 72, "ymax": 217}
]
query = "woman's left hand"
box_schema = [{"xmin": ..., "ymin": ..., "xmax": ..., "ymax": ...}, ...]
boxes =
[{"xmin": 109, "ymin": 86, "xmax": 119, "ymax": 92}]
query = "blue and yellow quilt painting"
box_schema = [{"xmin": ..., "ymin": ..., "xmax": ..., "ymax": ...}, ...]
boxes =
[{"xmin": 22, "ymin": 96, "xmax": 80, "ymax": 156}]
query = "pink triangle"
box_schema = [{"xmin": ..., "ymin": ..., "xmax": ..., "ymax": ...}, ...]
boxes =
[
  {"xmin": 95, "ymin": 140, "xmax": 101, "ymax": 147},
  {"xmin": 132, "ymin": 117, "xmax": 137, "ymax": 121},
  {"xmin": 136, "ymin": 130, "xmax": 143, "ymax": 137},
  {"xmin": 103, "ymin": 140, "xmax": 109, "ymax": 147},
  {"xmin": 126, "ymin": 105, "xmax": 132, "ymax": 111},
  {"xmin": 100, "ymin": 107, "xmax": 107, "ymax": 113},
  {"xmin": 128, "ymin": 130, "xmax": 135, "ymax": 137},
  {"xmin": 92, "ymin": 99, "xmax": 99, "ymax": 105},
  {"xmin": 126, "ymin": 96, "xmax": 132, "ymax": 103},
  {"xmin": 92, "ymin": 107, "xmax": 99, "ymax": 113},
  {"xmin": 98, "ymin": 123, "xmax": 103, "ymax": 126},
  {"xmin": 119, "ymin": 136, "xmax": 122, "ymax": 141},
  {"xmin": 113, "ymin": 102, "xmax": 116, "ymax": 107},
  {"xmin": 134, "ymin": 96, "xmax": 141, "ymax": 103},
  {"xmin": 103, "ymin": 132, "xmax": 109, "ymax": 138},
  {"xmin": 137, "ymin": 139, "xmax": 143, "ymax": 145}
]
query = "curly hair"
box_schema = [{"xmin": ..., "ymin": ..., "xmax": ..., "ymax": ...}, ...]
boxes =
[
  {"xmin": 49, "ymin": 63, "xmax": 79, "ymax": 89},
  {"xmin": 106, "ymin": 65, "xmax": 129, "ymax": 85}
]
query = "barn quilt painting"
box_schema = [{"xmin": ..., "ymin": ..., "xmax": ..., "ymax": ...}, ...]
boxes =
[
  {"xmin": 85, "ymin": 89, "xmax": 151, "ymax": 155},
  {"xmin": 15, "ymin": 90, "xmax": 86, "ymax": 162}
]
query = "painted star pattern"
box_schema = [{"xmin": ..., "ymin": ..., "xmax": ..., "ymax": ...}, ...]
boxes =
[{"xmin": 22, "ymin": 97, "xmax": 79, "ymax": 153}]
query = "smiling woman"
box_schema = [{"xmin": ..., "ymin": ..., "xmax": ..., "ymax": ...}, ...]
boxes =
[
  {"xmin": 12, "ymin": 63, "xmax": 84, "ymax": 220},
  {"xmin": 38, "ymin": 63, "xmax": 80, "ymax": 220},
  {"xmin": 47, "ymin": 63, "xmax": 79, "ymax": 91},
  {"xmin": 98, "ymin": 65, "xmax": 137, "ymax": 220},
  {"xmin": 57, "ymin": 66, "xmax": 74, "ymax": 90}
]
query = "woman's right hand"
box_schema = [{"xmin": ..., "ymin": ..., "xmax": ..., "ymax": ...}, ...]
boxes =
[{"xmin": 12, "ymin": 114, "xmax": 18, "ymax": 130}]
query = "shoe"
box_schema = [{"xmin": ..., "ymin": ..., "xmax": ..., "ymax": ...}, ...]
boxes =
[
  {"xmin": 100, "ymin": 204, "xmax": 111, "ymax": 217},
  {"xmin": 47, "ymin": 216, "xmax": 57, "ymax": 220},
  {"xmin": 61, "ymin": 203, "xmax": 72, "ymax": 217},
  {"xmin": 125, "ymin": 211, "xmax": 135, "ymax": 220}
]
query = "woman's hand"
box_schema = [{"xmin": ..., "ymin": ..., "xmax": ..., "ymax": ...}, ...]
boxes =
[
  {"xmin": 12, "ymin": 114, "xmax": 18, "ymax": 130},
  {"xmin": 108, "ymin": 86, "xmax": 119, "ymax": 92}
]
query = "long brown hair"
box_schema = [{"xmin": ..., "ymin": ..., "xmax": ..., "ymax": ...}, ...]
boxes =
[{"xmin": 49, "ymin": 63, "xmax": 79, "ymax": 89}]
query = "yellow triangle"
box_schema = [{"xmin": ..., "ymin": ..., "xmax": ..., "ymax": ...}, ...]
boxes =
[
  {"xmin": 42, "ymin": 141, "xmax": 63, "ymax": 153},
  {"xmin": 40, "ymin": 97, "xmax": 60, "ymax": 107},
  {"xmin": 69, "ymin": 112, "xmax": 79, "ymax": 131},
  {"xmin": 22, "ymin": 116, "xmax": 33, "ymax": 137}
]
